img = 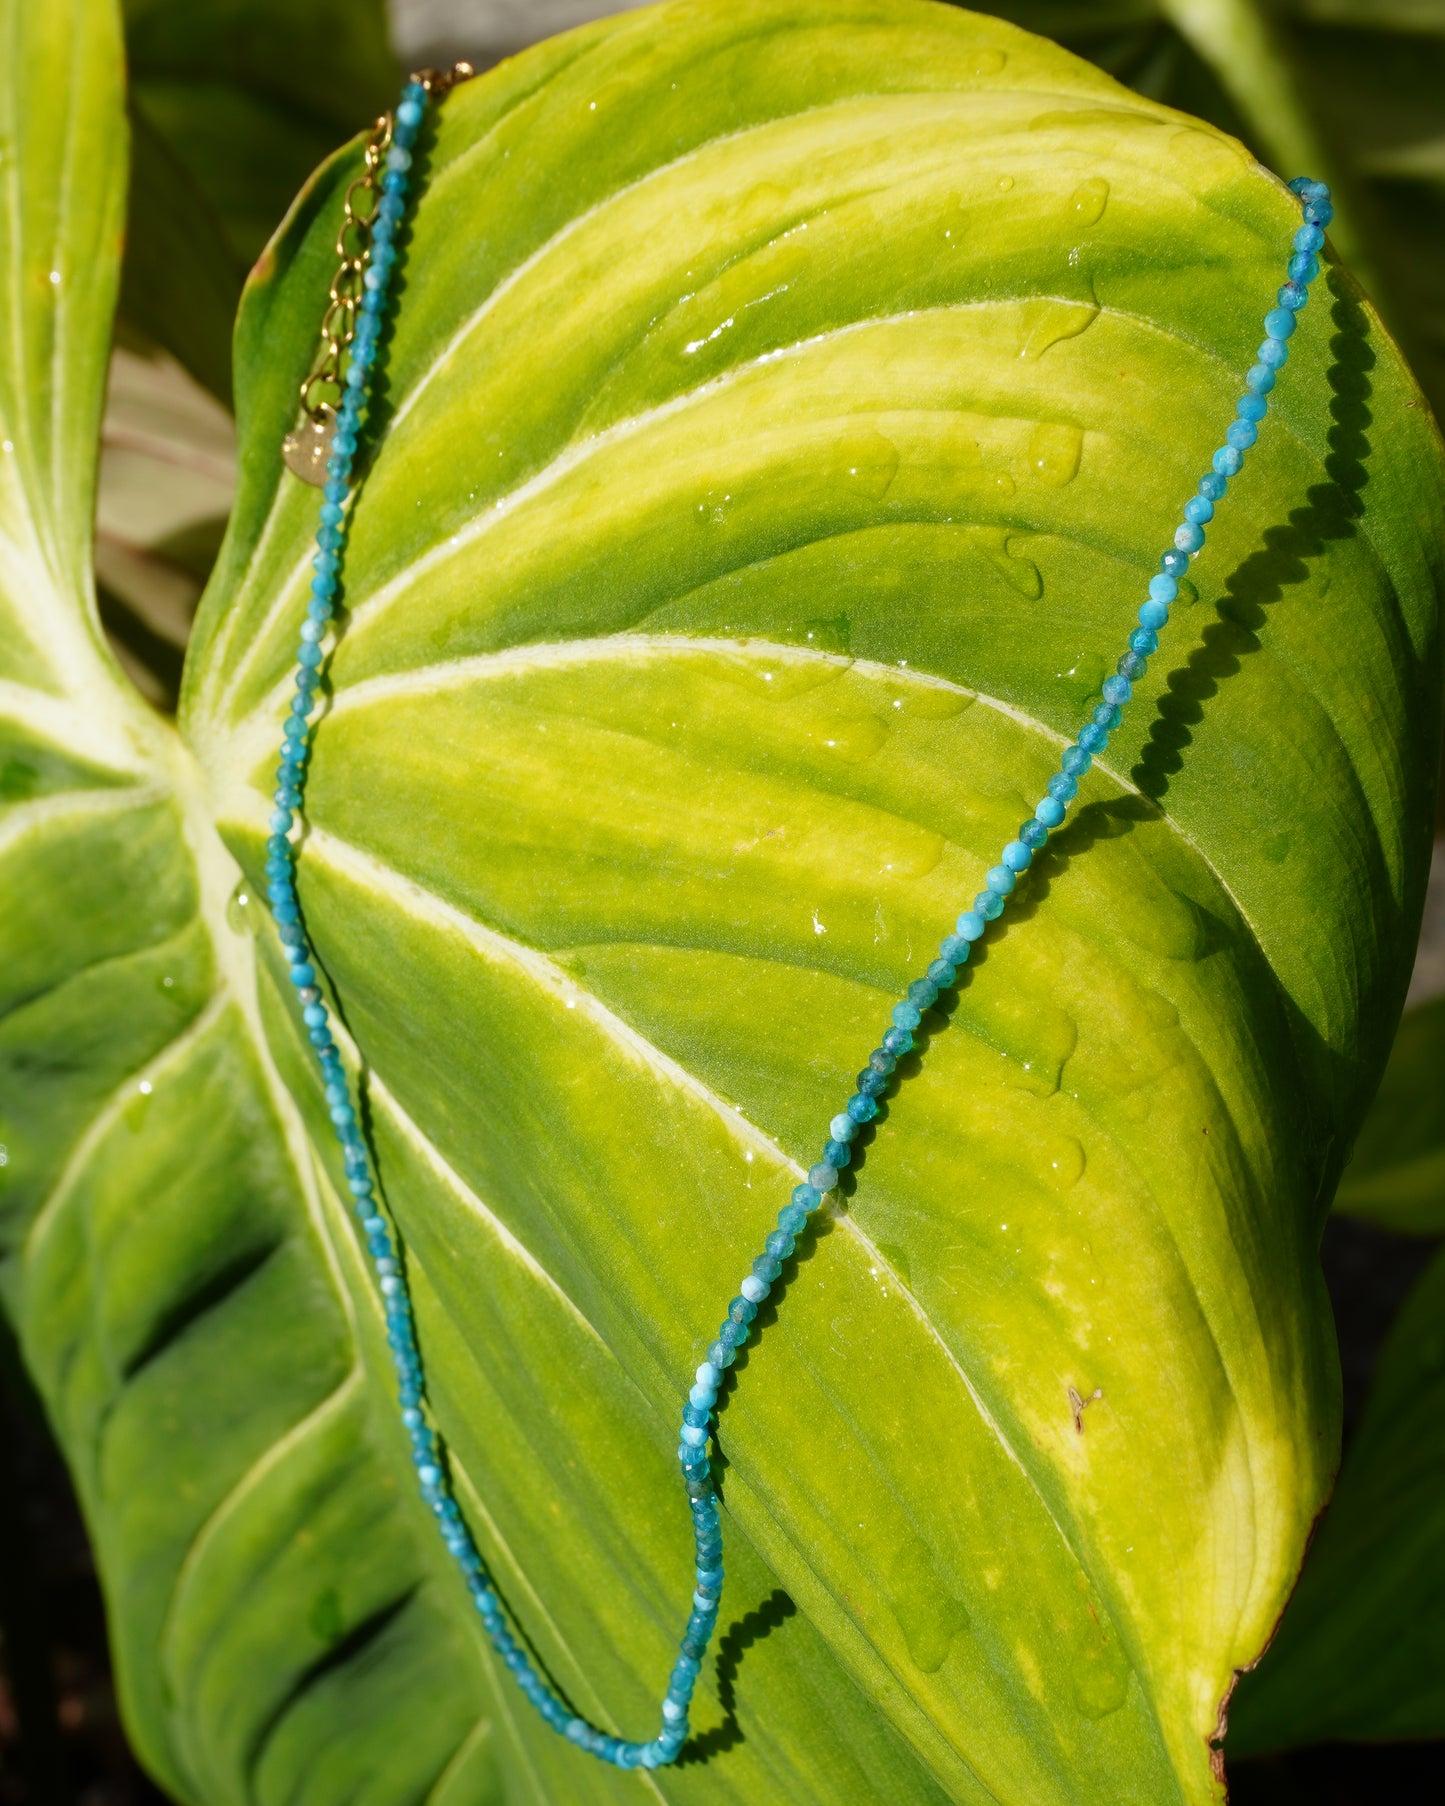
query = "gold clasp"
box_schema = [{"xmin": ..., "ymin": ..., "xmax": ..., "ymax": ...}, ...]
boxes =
[{"xmin": 283, "ymin": 62, "xmax": 478, "ymax": 484}]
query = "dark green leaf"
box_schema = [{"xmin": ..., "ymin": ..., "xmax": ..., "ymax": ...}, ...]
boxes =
[
  {"xmin": 1227, "ymin": 1241, "xmax": 1445, "ymax": 1750},
  {"xmin": 1334, "ymin": 996, "xmax": 1445, "ymax": 1233},
  {"xmin": 118, "ymin": 0, "xmax": 399, "ymax": 399}
]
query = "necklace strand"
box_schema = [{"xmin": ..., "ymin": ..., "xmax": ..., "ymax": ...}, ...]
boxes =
[{"xmin": 263, "ymin": 65, "xmax": 1332, "ymax": 1772}]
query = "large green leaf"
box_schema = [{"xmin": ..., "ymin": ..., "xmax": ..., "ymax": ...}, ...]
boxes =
[
  {"xmin": 1333, "ymin": 995, "xmax": 1445, "ymax": 1232},
  {"xmin": 1227, "ymin": 1241, "xmax": 1445, "ymax": 1750},
  {"xmin": 4, "ymin": 3, "xmax": 1444, "ymax": 1804}
]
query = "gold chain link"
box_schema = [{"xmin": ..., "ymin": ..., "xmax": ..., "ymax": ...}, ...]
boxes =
[{"xmin": 295, "ymin": 62, "xmax": 476, "ymax": 424}]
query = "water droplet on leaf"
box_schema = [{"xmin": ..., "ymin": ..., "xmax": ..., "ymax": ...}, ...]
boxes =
[
  {"xmin": 1069, "ymin": 177, "xmax": 1110, "ymax": 226},
  {"xmin": 1017, "ymin": 297, "xmax": 1100, "ymax": 360},
  {"xmin": 227, "ymin": 881, "xmax": 257, "ymax": 935},
  {"xmin": 1026, "ymin": 422, "xmax": 1083, "ymax": 487}
]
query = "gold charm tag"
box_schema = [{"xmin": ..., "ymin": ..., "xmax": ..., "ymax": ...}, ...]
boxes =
[{"xmin": 282, "ymin": 407, "xmax": 337, "ymax": 486}]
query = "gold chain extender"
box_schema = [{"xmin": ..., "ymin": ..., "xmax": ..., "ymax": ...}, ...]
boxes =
[{"xmin": 282, "ymin": 63, "xmax": 475, "ymax": 485}]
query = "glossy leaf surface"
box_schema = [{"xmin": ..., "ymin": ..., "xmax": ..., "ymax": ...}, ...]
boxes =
[
  {"xmin": 977, "ymin": 0, "xmax": 1445, "ymax": 431},
  {"xmin": 1333, "ymin": 996, "xmax": 1445, "ymax": 1233},
  {"xmin": 3, "ymin": 4, "xmax": 1444, "ymax": 1805},
  {"xmin": 1228, "ymin": 1242, "xmax": 1445, "ymax": 1749}
]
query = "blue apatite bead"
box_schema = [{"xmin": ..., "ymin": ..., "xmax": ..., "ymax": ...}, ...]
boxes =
[
  {"xmin": 986, "ymin": 864, "xmax": 1015, "ymax": 896},
  {"xmin": 706, "ymin": 1338, "xmax": 735, "ymax": 1369},
  {"xmin": 1129, "ymin": 627, "xmax": 1158, "ymax": 655},
  {"xmin": 847, "ymin": 1092, "xmax": 878, "ymax": 1124},
  {"xmin": 808, "ymin": 1161, "xmax": 839, "ymax": 1192},
  {"xmin": 1237, "ymin": 392, "xmax": 1267, "ymax": 423},
  {"xmin": 1047, "ymin": 771, "xmax": 1077, "ymax": 802},
  {"xmin": 867, "ymin": 1047, "xmax": 897, "ymax": 1074},
  {"xmin": 1160, "ymin": 548, "xmax": 1190, "ymax": 579},
  {"xmin": 1227, "ymin": 419, "xmax": 1258, "ymax": 450},
  {"xmin": 892, "ymin": 1000, "xmax": 922, "ymax": 1030},
  {"xmin": 1199, "ymin": 471, "xmax": 1227, "ymax": 501},
  {"xmin": 381, "ymin": 168, "xmax": 408, "ymax": 195},
  {"xmin": 906, "ymin": 977, "xmax": 938, "ymax": 1008},
  {"xmin": 1303, "ymin": 197, "xmax": 1332, "ymax": 227},
  {"xmin": 822, "ymin": 1139, "xmax": 852, "ymax": 1169},
  {"xmin": 1019, "ymin": 817, "xmax": 1048, "ymax": 849},
  {"xmin": 1061, "ymin": 744, "xmax": 1092, "ymax": 777},
  {"xmin": 1174, "ymin": 521, "xmax": 1205, "ymax": 553},
  {"xmin": 1213, "ymin": 445, "xmax": 1244, "ymax": 477},
  {"xmin": 766, "ymin": 1228, "xmax": 796, "ymax": 1260},
  {"xmin": 1101, "ymin": 674, "xmax": 1131, "ymax": 706},
  {"xmin": 1264, "ymin": 306, "xmax": 1297, "ymax": 341},
  {"xmin": 955, "ymin": 910, "xmax": 986, "ymax": 940},
  {"xmin": 778, "ymin": 1202, "xmax": 809, "ymax": 1235},
  {"xmin": 1245, "ymin": 363, "xmax": 1275, "ymax": 395},
  {"xmin": 856, "ymin": 1068, "xmax": 887, "ymax": 1099},
  {"xmin": 1139, "ymin": 598, "xmax": 1169, "ymax": 631},
  {"xmin": 1078, "ymin": 722, "xmax": 1107, "ymax": 754},
  {"xmin": 926, "ymin": 956, "xmax": 956, "ymax": 986},
  {"xmin": 386, "ymin": 145, "xmax": 412, "ymax": 172},
  {"xmin": 1035, "ymin": 794, "xmax": 1066, "ymax": 828},
  {"xmin": 1294, "ymin": 222, "xmax": 1324, "ymax": 254},
  {"xmin": 1093, "ymin": 702, "xmax": 1122, "ymax": 730},
  {"xmin": 882, "ymin": 1025, "xmax": 913, "ymax": 1055},
  {"xmin": 1001, "ymin": 839, "xmax": 1032, "ymax": 872},
  {"xmin": 1184, "ymin": 494, "xmax": 1213, "ymax": 525},
  {"xmin": 1119, "ymin": 650, "xmax": 1149, "ymax": 681},
  {"xmin": 1149, "ymin": 573, "xmax": 1177, "ymax": 602},
  {"xmin": 792, "ymin": 1182, "xmax": 821, "ymax": 1211},
  {"xmin": 1287, "ymin": 250, "xmax": 1318, "ymax": 284},
  {"xmin": 288, "ymin": 961, "xmax": 315, "ymax": 987},
  {"xmin": 1278, "ymin": 280, "xmax": 1308, "ymax": 312},
  {"xmin": 976, "ymin": 888, "xmax": 1005, "ymax": 920},
  {"xmin": 830, "ymin": 1111, "xmax": 858, "ymax": 1142},
  {"xmin": 397, "ymin": 97, "xmax": 424, "ymax": 129},
  {"xmin": 939, "ymin": 932, "xmax": 971, "ymax": 964},
  {"xmin": 1258, "ymin": 337, "xmax": 1289, "ymax": 369}
]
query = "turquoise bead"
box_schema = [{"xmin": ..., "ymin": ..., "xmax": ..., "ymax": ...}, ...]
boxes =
[
  {"xmin": 1001, "ymin": 840, "xmax": 1032, "ymax": 872},
  {"xmin": 1035, "ymin": 795, "xmax": 1066, "ymax": 828},
  {"xmin": 986, "ymin": 864, "xmax": 1015, "ymax": 895}
]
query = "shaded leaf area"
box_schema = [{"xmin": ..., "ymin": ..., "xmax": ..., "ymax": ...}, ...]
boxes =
[
  {"xmin": 975, "ymin": 0, "xmax": 1445, "ymax": 428},
  {"xmin": 117, "ymin": 0, "xmax": 399, "ymax": 400},
  {"xmin": 158, "ymin": 2, "xmax": 1444, "ymax": 1801},
  {"xmin": 1333, "ymin": 995, "xmax": 1445, "ymax": 1233},
  {"xmin": 1228, "ymin": 1242, "xmax": 1445, "ymax": 1751}
]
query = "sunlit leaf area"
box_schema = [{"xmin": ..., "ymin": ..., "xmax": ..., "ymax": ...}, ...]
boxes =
[{"xmin": 0, "ymin": 4, "xmax": 1441, "ymax": 1805}]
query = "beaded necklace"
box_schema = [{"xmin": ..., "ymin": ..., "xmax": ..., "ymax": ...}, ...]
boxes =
[{"xmin": 264, "ymin": 61, "xmax": 1333, "ymax": 1773}]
